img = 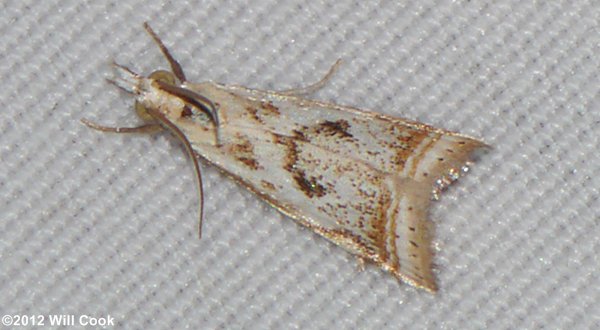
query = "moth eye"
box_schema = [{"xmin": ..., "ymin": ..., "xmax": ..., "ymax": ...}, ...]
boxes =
[
  {"xmin": 135, "ymin": 70, "xmax": 177, "ymax": 121},
  {"xmin": 149, "ymin": 70, "xmax": 176, "ymax": 84}
]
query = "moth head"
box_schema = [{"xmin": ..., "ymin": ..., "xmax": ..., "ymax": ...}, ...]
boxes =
[
  {"xmin": 120, "ymin": 67, "xmax": 219, "ymax": 135},
  {"xmin": 135, "ymin": 70, "xmax": 177, "ymax": 122},
  {"xmin": 84, "ymin": 23, "xmax": 212, "ymax": 240}
]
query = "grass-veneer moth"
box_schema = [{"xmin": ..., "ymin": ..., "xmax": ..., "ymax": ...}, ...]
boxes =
[{"xmin": 82, "ymin": 23, "xmax": 487, "ymax": 292}]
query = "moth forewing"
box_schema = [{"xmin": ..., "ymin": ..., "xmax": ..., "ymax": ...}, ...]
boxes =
[
  {"xmin": 84, "ymin": 24, "xmax": 487, "ymax": 293},
  {"xmin": 163, "ymin": 82, "xmax": 486, "ymax": 292}
]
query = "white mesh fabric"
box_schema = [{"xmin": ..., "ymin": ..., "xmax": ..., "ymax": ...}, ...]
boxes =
[{"xmin": 1, "ymin": 0, "xmax": 599, "ymax": 329}]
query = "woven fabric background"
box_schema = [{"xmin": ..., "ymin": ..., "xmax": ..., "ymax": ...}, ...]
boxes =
[{"xmin": 2, "ymin": 0, "xmax": 599, "ymax": 329}]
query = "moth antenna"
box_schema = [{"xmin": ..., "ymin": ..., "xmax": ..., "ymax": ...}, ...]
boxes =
[
  {"xmin": 146, "ymin": 107, "xmax": 205, "ymax": 238},
  {"xmin": 143, "ymin": 22, "xmax": 187, "ymax": 82}
]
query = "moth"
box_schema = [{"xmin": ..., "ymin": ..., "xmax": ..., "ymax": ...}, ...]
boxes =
[{"xmin": 83, "ymin": 23, "xmax": 487, "ymax": 292}]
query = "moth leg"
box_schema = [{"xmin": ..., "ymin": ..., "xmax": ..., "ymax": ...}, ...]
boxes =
[
  {"xmin": 81, "ymin": 119, "xmax": 163, "ymax": 134},
  {"xmin": 278, "ymin": 59, "xmax": 342, "ymax": 96},
  {"xmin": 356, "ymin": 256, "xmax": 367, "ymax": 272}
]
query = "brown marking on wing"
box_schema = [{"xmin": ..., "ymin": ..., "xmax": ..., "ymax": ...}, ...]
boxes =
[
  {"xmin": 181, "ymin": 105, "xmax": 193, "ymax": 117},
  {"xmin": 229, "ymin": 133, "xmax": 262, "ymax": 170},
  {"xmin": 230, "ymin": 134, "xmax": 253, "ymax": 153},
  {"xmin": 366, "ymin": 188, "xmax": 393, "ymax": 264},
  {"xmin": 261, "ymin": 180, "xmax": 277, "ymax": 192},
  {"xmin": 292, "ymin": 120, "xmax": 355, "ymax": 144},
  {"xmin": 245, "ymin": 102, "xmax": 279, "ymax": 124},
  {"xmin": 238, "ymin": 157, "xmax": 260, "ymax": 170},
  {"xmin": 394, "ymin": 131, "xmax": 429, "ymax": 167},
  {"xmin": 245, "ymin": 106, "xmax": 264, "ymax": 124},
  {"xmin": 276, "ymin": 134, "xmax": 328, "ymax": 198},
  {"xmin": 291, "ymin": 129, "xmax": 309, "ymax": 142},
  {"xmin": 315, "ymin": 120, "xmax": 353, "ymax": 139},
  {"xmin": 260, "ymin": 101, "xmax": 281, "ymax": 116},
  {"xmin": 293, "ymin": 172, "xmax": 327, "ymax": 198}
]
